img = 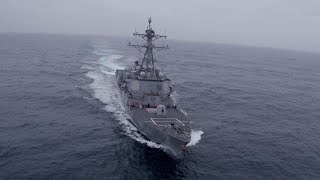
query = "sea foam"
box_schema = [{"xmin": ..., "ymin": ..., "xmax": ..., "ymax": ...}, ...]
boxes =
[{"xmin": 187, "ymin": 130, "xmax": 204, "ymax": 146}]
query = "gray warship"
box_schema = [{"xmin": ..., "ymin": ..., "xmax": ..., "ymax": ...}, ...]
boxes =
[{"xmin": 115, "ymin": 18, "xmax": 191, "ymax": 155}]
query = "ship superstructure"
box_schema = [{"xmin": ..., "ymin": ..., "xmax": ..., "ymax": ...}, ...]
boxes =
[{"xmin": 115, "ymin": 18, "xmax": 191, "ymax": 154}]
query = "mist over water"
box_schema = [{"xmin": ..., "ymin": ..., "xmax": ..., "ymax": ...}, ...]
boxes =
[{"xmin": 1, "ymin": 34, "xmax": 320, "ymax": 179}]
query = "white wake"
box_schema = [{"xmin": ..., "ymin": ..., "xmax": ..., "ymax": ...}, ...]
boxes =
[
  {"xmin": 187, "ymin": 130, "xmax": 204, "ymax": 146},
  {"xmin": 84, "ymin": 46, "xmax": 166, "ymax": 150}
]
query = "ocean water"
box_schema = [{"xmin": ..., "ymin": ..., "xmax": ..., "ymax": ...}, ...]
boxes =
[{"xmin": 0, "ymin": 33, "xmax": 320, "ymax": 179}]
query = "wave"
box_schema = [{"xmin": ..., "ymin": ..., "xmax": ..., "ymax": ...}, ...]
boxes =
[
  {"xmin": 187, "ymin": 130, "xmax": 204, "ymax": 147},
  {"xmin": 92, "ymin": 47, "xmax": 119, "ymax": 56},
  {"xmin": 98, "ymin": 54, "xmax": 124, "ymax": 75}
]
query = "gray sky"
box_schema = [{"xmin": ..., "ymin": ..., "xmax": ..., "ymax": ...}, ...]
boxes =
[{"xmin": 1, "ymin": 0, "xmax": 320, "ymax": 52}]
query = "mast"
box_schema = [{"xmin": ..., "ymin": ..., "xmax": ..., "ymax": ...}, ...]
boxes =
[{"xmin": 128, "ymin": 18, "xmax": 169, "ymax": 71}]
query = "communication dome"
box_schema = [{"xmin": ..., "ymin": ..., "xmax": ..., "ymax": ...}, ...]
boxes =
[{"xmin": 140, "ymin": 71, "xmax": 146, "ymax": 77}]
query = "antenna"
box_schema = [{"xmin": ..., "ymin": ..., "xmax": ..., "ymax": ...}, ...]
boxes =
[
  {"xmin": 148, "ymin": 17, "xmax": 152, "ymax": 28},
  {"xmin": 128, "ymin": 18, "xmax": 169, "ymax": 71}
]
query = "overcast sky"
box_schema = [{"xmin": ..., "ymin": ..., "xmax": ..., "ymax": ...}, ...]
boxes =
[{"xmin": 1, "ymin": 0, "xmax": 320, "ymax": 52}]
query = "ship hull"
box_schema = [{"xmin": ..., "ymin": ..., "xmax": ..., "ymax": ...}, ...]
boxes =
[
  {"xmin": 117, "ymin": 87, "xmax": 190, "ymax": 155},
  {"xmin": 113, "ymin": 18, "xmax": 193, "ymax": 156},
  {"xmin": 130, "ymin": 108, "xmax": 189, "ymax": 155}
]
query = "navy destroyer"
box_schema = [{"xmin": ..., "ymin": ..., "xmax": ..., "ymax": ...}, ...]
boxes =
[{"xmin": 115, "ymin": 18, "xmax": 191, "ymax": 154}]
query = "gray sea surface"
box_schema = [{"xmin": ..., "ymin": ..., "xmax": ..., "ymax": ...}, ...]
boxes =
[{"xmin": 0, "ymin": 33, "xmax": 320, "ymax": 179}]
